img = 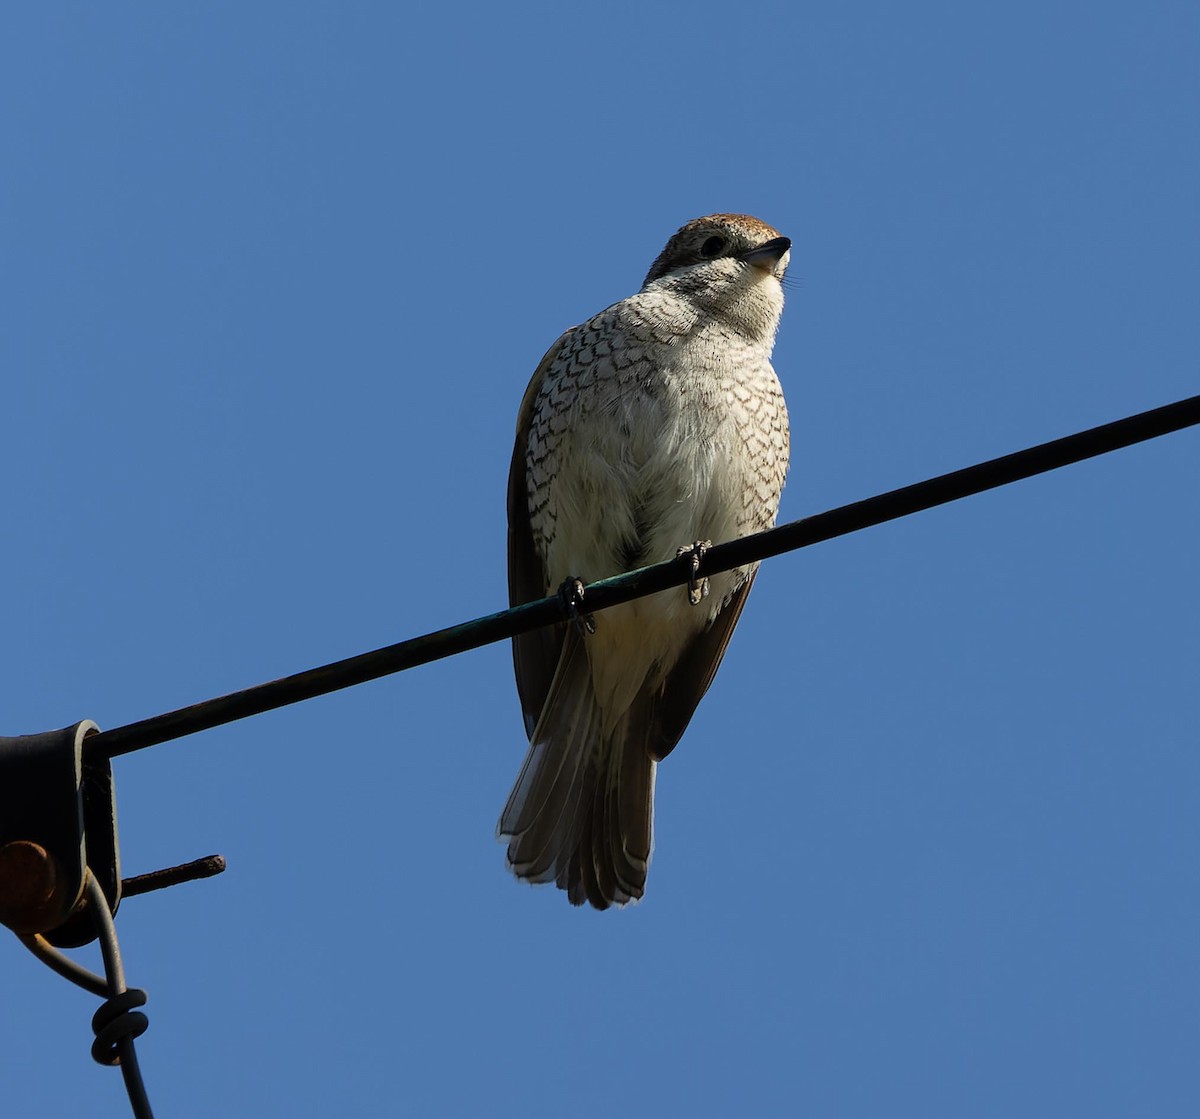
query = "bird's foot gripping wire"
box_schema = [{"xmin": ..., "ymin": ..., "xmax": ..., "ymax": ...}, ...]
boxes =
[
  {"xmin": 675, "ymin": 540, "xmax": 713, "ymax": 606},
  {"xmin": 557, "ymin": 577, "xmax": 596, "ymax": 636}
]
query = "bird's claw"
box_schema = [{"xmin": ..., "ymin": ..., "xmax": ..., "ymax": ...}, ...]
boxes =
[
  {"xmin": 676, "ymin": 540, "xmax": 712, "ymax": 606},
  {"xmin": 558, "ymin": 577, "xmax": 597, "ymax": 636}
]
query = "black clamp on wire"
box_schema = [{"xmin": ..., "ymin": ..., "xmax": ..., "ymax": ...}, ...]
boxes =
[
  {"xmin": 0, "ymin": 721, "xmax": 225, "ymax": 1119},
  {"xmin": 0, "ymin": 721, "xmax": 119, "ymax": 946}
]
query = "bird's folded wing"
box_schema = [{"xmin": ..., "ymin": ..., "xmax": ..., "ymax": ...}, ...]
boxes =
[{"xmin": 508, "ymin": 333, "xmax": 572, "ymax": 737}]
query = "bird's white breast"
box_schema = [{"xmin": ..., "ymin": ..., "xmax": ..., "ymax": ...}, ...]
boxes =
[{"xmin": 525, "ymin": 286, "xmax": 789, "ymax": 718}]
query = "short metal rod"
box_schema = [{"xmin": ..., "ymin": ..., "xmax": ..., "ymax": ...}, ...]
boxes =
[{"xmin": 121, "ymin": 856, "xmax": 226, "ymax": 899}]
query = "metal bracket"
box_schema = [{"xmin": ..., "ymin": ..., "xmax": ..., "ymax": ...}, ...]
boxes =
[
  {"xmin": 1, "ymin": 721, "xmax": 224, "ymax": 1117},
  {"xmin": 0, "ymin": 720, "xmax": 120, "ymax": 947}
]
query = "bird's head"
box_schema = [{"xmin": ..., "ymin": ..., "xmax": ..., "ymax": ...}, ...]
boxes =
[{"xmin": 641, "ymin": 213, "xmax": 791, "ymax": 343}]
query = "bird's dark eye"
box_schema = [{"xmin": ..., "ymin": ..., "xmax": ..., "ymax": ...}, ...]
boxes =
[{"xmin": 699, "ymin": 236, "xmax": 725, "ymax": 258}]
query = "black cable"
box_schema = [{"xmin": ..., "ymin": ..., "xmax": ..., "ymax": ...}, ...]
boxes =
[{"xmin": 86, "ymin": 392, "xmax": 1200, "ymax": 763}]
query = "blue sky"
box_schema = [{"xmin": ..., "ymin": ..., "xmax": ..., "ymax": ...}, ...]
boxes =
[{"xmin": 2, "ymin": 3, "xmax": 1198, "ymax": 1116}]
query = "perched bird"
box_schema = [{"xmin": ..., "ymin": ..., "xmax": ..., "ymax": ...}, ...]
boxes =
[{"xmin": 500, "ymin": 213, "xmax": 791, "ymax": 908}]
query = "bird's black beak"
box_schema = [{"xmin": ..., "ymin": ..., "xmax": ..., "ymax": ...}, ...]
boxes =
[{"xmin": 739, "ymin": 236, "xmax": 791, "ymax": 272}]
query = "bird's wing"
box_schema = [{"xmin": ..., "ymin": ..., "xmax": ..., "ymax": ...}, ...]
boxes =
[
  {"xmin": 508, "ymin": 332, "xmax": 572, "ymax": 738},
  {"xmin": 646, "ymin": 570, "xmax": 758, "ymax": 761}
]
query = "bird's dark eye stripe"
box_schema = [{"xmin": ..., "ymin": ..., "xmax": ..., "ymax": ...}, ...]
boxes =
[{"xmin": 699, "ymin": 236, "xmax": 725, "ymax": 257}]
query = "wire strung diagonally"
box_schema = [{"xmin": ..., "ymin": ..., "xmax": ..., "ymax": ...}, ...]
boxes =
[{"xmin": 84, "ymin": 392, "xmax": 1200, "ymax": 765}]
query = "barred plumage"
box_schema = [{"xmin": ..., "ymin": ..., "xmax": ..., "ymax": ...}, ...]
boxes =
[{"xmin": 500, "ymin": 214, "xmax": 792, "ymax": 908}]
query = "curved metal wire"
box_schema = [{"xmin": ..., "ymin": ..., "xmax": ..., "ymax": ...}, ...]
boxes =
[
  {"xmin": 19, "ymin": 874, "xmax": 154, "ymax": 1119},
  {"xmin": 20, "ymin": 929, "xmax": 111, "ymax": 998},
  {"xmin": 84, "ymin": 873, "xmax": 153, "ymax": 1118}
]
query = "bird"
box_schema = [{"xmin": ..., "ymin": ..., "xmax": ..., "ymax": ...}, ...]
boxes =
[{"xmin": 499, "ymin": 213, "xmax": 791, "ymax": 909}]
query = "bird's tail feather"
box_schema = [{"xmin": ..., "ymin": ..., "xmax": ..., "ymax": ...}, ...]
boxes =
[
  {"xmin": 566, "ymin": 708, "xmax": 655, "ymax": 908},
  {"xmin": 499, "ymin": 633, "xmax": 656, "ymax": 909}
]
